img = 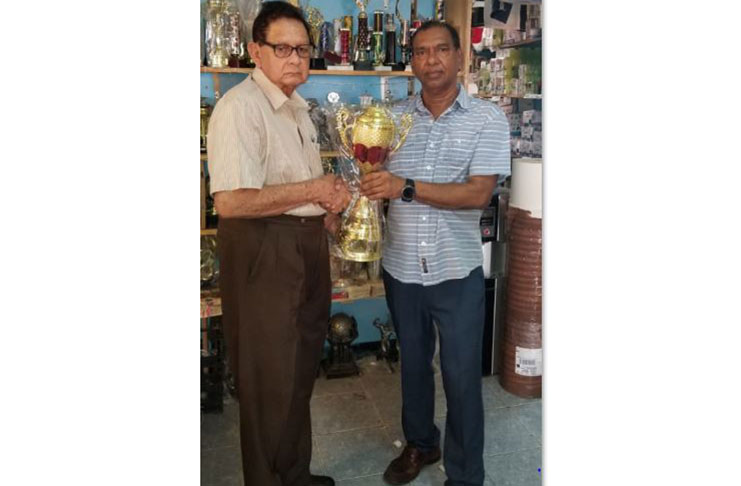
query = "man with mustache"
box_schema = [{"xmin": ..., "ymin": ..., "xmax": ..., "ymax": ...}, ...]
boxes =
[{"xmin": 361, "ymin": 20, "xmax": 511, "ymax": 486}]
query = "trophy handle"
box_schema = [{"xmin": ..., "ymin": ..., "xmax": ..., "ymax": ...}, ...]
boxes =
[
  {"xmin": 336, "ymin": 109, "xmax": 354, "ymax": 155},
  {"xmin": 390, "ymin": 113, "xmax": 413, "ymax": 154}
]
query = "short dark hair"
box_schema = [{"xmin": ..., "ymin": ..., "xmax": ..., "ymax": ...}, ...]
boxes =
[
  {"xmin": 410, "ymin": 20, "xmax": 461, "ymax": 50},
  {"xmin": 252, "ymin": 1, "xmax": 314, "ymax": 46}
]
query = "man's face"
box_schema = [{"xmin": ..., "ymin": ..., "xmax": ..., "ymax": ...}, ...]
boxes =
[
  {"xmin": 248, "ymin": 18, "xmax": 311, "ymax": 94},
  {"xmin": 410, "ymin": 26, "xmax": 462, "ymax": 91}
]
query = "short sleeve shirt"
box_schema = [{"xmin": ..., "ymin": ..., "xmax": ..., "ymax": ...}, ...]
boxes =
[
  {"xmin": 206, "ymin": 68, "xmax": 325, "ymax": 217},
  {"xmin": 383, "ymin": 86, "xmax": 511, "ymax": 286}
]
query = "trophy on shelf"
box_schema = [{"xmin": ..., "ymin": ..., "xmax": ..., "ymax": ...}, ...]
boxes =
[
  {"xmin": 330, "ymin": 102, "xmax": 413, "ymax": 262},
  {"xmin": 371, "ymin": 10, "xmax": 385, "ymax": 67},
  {"xmin": 303, "ymin": 2, "xmax": 326, "ymax": 69},
  {"xmin": 353, "ymin": 0, "xmax": 372, "ymax": 70}
]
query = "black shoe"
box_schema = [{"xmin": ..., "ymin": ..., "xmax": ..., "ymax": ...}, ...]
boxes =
[
  {"xmin": 310, "ymin": 474, "xmax": 335, "ymax": 486},
  {"xmin": 383, "ymin": 445, "xmax": 441, "ymax": 485}
]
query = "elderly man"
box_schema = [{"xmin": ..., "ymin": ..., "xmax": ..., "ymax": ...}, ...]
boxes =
[
  {"xmin": 207, "ymin": 2, "xmax": 348, "ymax": 485},
  {"xmin": 361, "ymin": 21, "xmax": 511, "ymax": 486}
]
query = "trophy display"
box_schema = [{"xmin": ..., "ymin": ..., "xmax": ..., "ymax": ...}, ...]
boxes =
[
  {"xmin": 322, "ymin": 313, "xmax": 360, "ymax": 379},
  {"xmin": 304, "ymin": 4, "xmax": 326, "ymax": 69},
  {"xmin": 353, "ymin": 1, "xmax": 372, "ymax": 70},
  {"xmin": 205, "ymin": 0, "xmax": 229, "ymax": 68},
  {"xmin": 396, "ymin": 0, "xmax": 410, "ymax": 67},
  {"xmin": 384, "ymin": 13, "xmax": 400, "ymax": 68},
  {"xmin": 200, "ymin": 99, "xmax": 212, "ymax": 153},
  {"xmin": 329, "ymin": 102, "xmax": 413, "ymax": 262},
  {"xmin": 373, "ymin": 317, "xmax": 400, "ymax": 373},
  {"xmin": 371, "ymin": 10, "xmax": 385, "ymax": 67}
]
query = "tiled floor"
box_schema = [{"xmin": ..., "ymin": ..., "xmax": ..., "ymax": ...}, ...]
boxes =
[{"xmin": 201, "ymin": 355, "xmax": 542, "ymax": 486}]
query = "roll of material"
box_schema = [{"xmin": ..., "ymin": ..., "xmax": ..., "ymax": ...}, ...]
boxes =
[
  {"xmin": 510, "ymin": 158, "xmax": 542, "ymax": 219},
  {"xmin": 500, "ymin": 207, "xmax": 542, "ymax": 398}
]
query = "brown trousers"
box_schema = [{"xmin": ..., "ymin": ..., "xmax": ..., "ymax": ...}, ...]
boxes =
[{"xmin": 217, "ymin": 215, "xmax": 331, "ymax": 486}]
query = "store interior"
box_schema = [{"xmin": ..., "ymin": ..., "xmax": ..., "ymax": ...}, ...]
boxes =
[{"xmin": 200, "ymin": 1, "xmax": 543, "ymax": 484}]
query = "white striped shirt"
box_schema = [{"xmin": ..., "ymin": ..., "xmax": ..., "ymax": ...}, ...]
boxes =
[
  {"xmin": 207, "ymin": 68, "xmax": 325, "ymax": 217},
  {"xmin": 383, "ymin": 86, "xmax": 511, "ymax": 286}
]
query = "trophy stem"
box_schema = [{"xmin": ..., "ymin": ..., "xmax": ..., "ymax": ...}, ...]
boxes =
[{"xmin": 337, "ymin": 195, "xmax": 383, "ymax": 262}]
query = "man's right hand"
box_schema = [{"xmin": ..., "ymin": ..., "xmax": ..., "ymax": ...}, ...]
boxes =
[{"xmin": 314, "ymin": 175, "xmax": 351, "ymax": 214}]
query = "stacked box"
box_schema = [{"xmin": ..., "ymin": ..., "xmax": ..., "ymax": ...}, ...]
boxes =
[{"xmin": 510, "ymin": 109, "xmax": 542, "ymax": 158}]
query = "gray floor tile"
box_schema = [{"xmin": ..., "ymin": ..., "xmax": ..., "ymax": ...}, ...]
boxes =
[
  {"xmin": 512, "ymin": 402, "xmax": 541, "ymax": 445},
  {"xmin": 314, "ymin": 374, "xmax": 365, "ymax": 397},
  {"xmin": 311, "ymin": 426, "xmax": 398, "ymax": 481},
  {"xmin": 483, "ymin": 407, "xmax": 540, "ymax": 457},
  {"xmin": 311, "ymin": 391, "xmax": 383, "ymax": 435},
  {"xmin": 201, "ymin": 446, "xmax": 243, "ymax": 486},
  {"xmin": 336, "ymin": 474, "xmax": 385, "ymax": 485},
  {"xmin": 482, "ymin": 376, "xmax": 540, "ymax": 410},
  {"xmin": 486, "ymin": 447, "xmax": 541, "ymax": 486},
  {"xmin": 201, "ymin": 400, "xmax": 240, "ymax": 451}
]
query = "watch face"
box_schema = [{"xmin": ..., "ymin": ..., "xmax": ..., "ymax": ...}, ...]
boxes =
[{"xmin": 402, "ymin": 186, "xmax": 413, "ymax": 200}]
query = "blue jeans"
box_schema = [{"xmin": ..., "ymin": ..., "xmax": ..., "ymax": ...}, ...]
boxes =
[{"xmin": 383, "ymin": 267, "xmax": 486, "ymax": 486}]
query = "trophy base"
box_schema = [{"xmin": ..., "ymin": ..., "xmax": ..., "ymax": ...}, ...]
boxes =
[
  {"xmin": 310, "ymin": 58, "xmax": 326, "ymax": 69},
  {"xmin": 391, "ymin": 62, "xmax": 406, "ymax": 71},
  {"xmin": 353, "ymin": 60, "xmax": 373, "ymax": 71},
  {"xmin": 322, "ymin": 357, "xmax": 360, "ymax": 379}
]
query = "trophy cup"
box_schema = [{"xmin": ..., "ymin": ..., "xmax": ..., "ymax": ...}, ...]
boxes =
[
  {"xmin": 332, "ymin": 103, "xmax": 413, "ymax": 262},
  {"xmin": 353, "ymin": 0, "xmax": 372, "ymax": 70},
  {"xmin": 304, "ymin": 4, "xmax": 326, "ymax": 69}
]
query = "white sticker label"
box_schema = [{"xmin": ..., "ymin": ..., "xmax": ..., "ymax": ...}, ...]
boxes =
[{"xmin": 515, "ymin": 346, "xmax": 542, "ymax": 377}]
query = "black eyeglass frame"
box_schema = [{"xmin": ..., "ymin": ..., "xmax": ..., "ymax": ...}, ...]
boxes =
[{"xmin": 259, "ymin": 41, "xmax": 314, "ymax": 59}]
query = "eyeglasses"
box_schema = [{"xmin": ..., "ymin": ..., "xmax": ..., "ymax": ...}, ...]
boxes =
[
  {"xmin": 260, "ymin": 41, "xmax": 313, "ymax": 59},
  {"xmin": 412, "ymin": 45, "xmax": 454, "ymax": 59}
]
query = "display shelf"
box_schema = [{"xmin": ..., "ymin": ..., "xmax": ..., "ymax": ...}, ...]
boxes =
[
  {"xmin": 201, "ymin": 66, "xmax": 415, "ymax": 77},
  {"xmin": 493, "ymin": 37, "xmax": 542, "ymax": 50},
  {"xmin": 201, "ymin": 228, "xmax": 218, "ymax": 236},
  {"xmin": 483, "ymin": 94, "xmax": 542, "ymax": 101},
  {"xmin": 200, "ymin": 152, "xmax": 207, "ymax": 161}
]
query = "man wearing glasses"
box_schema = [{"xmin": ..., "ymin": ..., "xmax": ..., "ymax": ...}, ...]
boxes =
[
  {"xmin": 360, "ymin": 21, "xmax": 511, "ymax": 486},
  {"xmin": 207, "ymin": 2, "xmax": 347, "ymax": 485}
]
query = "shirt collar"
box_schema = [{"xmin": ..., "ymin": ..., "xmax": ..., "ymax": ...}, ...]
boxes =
[
  {"xmin": 251, "ymin": 67, "xmax": 309, "ymax": 111},
  {"xmin": 415, "ymin": 83, "xmax": 470, "ymax": 116}
]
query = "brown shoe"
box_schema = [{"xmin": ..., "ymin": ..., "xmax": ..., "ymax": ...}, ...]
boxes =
[{"xmin": 383, "ymin": 445, "xmax": 441, "ymax": 485}]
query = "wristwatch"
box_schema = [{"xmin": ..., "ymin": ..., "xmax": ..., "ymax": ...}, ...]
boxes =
[{"xmin": 401, "ymin": 179, "xmax": 416, "ymax": 202}]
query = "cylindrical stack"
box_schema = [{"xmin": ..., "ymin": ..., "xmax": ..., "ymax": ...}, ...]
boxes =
[{"xmin": 500, "ymin": 158, "xmax": 542, "ymax": 398}]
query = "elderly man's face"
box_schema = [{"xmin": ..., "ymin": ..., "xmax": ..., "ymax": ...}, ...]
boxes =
[
  {"xmin": 410, "ymin": 26, "xmax": 462, "ymax": 92},
  {"xmin": 248, "ymin": 18, "xmax": 311, "ymax": 95}
]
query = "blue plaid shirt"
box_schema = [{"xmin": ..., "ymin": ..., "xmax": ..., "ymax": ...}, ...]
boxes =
[{"xmin": 383, "ymin": 86, "xmax": 511, "ymax": 286}]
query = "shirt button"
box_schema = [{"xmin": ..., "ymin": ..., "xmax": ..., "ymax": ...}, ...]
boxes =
[
  {"xmin": 422, "ymin": 216, "xmax": 427, "ymax": 221},
  {"xmin": 420, "ymin": 241, "xmax": 427, "ymax": 246},
  {"xmin": 426, "ymin": 165, "xmax": 432, "ymax": 170}
]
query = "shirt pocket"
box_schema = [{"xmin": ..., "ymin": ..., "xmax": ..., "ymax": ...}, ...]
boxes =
[{"xmin": 438, "ymin": 130, "xmax": 478, "ymax": 181}]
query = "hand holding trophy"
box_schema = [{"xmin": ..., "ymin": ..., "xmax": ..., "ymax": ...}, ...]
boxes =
[{"xmin": 328, "ymin": 101, "xmax": 413, "ymax": 262}]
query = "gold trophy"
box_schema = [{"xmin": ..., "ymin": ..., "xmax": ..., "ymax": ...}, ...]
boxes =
[{"xmin": 335, "ymin": 104, "xmax": 412, "ymax": 261}]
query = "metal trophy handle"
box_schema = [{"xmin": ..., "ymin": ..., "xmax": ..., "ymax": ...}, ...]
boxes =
[
  {"xmin": 336, "ymin": 108, "xmax": 355, "ymax": 156},
  {"xmin": 390, "ymin": 112, "xmax": 413, "ymax": 154}
]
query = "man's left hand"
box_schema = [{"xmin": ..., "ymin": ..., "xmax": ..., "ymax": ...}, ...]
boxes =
[{"xmin": 360, "ymin": 171, "xmax": 404, "ymax": 201}]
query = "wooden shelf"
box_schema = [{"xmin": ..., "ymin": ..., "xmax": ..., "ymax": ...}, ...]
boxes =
[
  {"xmin": 200, "ymin": 152, "xmax": 207, "ymax": 161},
  {"xmin": 201, "ymin": 228, "xmax": 217, "ymax": 236},
  {"xmin": 493, "ymin": 37, "xmax": 542, "ymax": 50},
  {"xmin": 201, "ymin": 66, "xmax": 415, "ymax": 77}
]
